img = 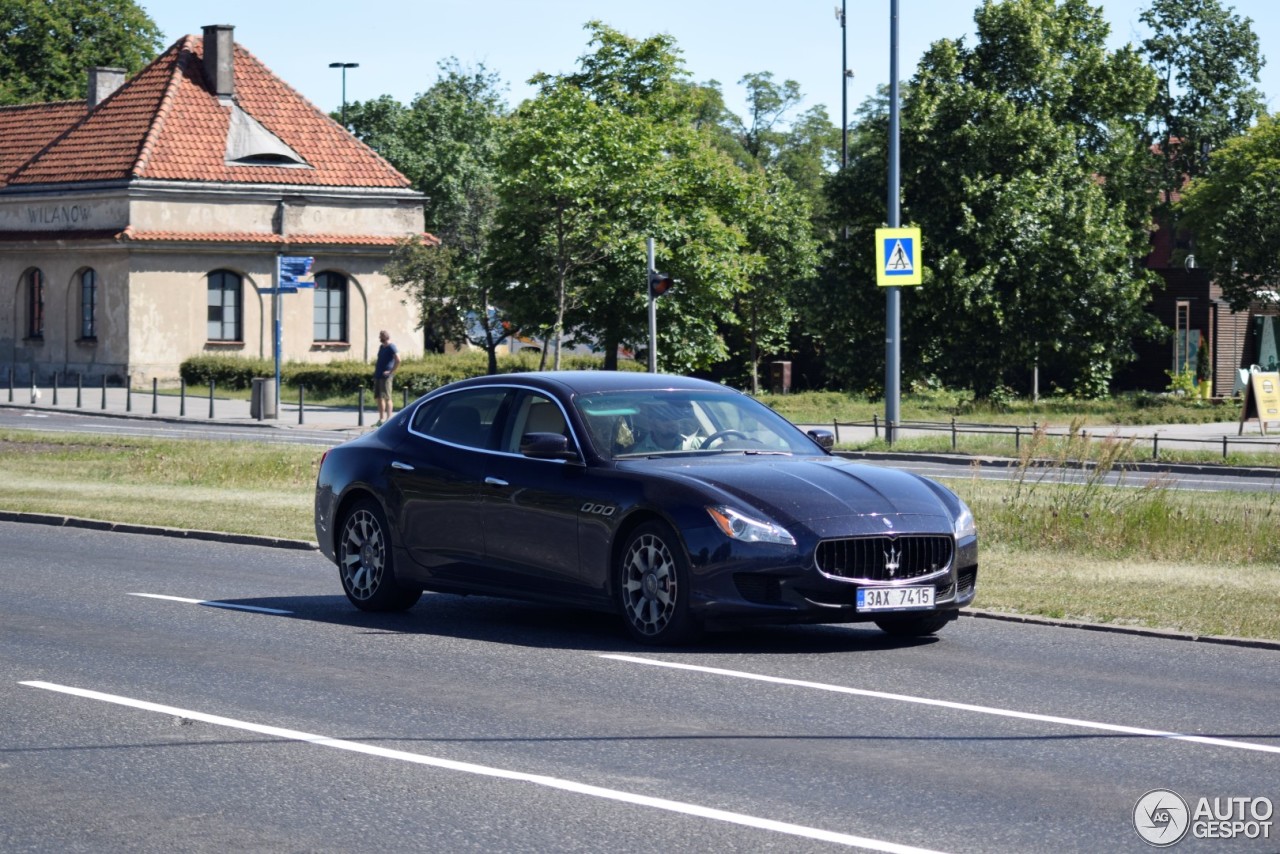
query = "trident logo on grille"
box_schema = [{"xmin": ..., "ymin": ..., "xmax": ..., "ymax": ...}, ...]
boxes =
[{"xmin": 884, "ymin": 543, "xmax": 901, "ymax": 578}]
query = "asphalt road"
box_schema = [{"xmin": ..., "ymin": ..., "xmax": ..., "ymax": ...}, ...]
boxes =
[{"xmin": 3, "ymin": 522, "xmax": 1277, "ymax": 853}]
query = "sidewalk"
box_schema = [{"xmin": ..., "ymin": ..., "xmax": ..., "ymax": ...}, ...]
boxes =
[{"xmin": 0, "ymin": 382, "xmax": 373, "ymax": 432}]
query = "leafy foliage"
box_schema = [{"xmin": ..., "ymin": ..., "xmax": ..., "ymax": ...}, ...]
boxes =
[
  {"xmin": 806, "ymin": 0, "xmax": 1162, "ymax": 399},
  {"xmin": 0, "ymin": 0, "xmax": 163, "ymax": 105},
  {"xmin": 1140, "ymin": 0, "xmax": 1266, "ymax": 203},
  {"xmin": 1178, "ymin": 114, "xmax": 1280, "ymax": 310}
]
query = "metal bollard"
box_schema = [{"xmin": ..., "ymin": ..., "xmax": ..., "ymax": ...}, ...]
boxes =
[
  {"xmin": 1223, "ymin": 435, "xmax": 1228, "ymax": 460},
  {"xmin": 1153, "ymin": 435, "xmax": 1160, "ymax": 460},
  {"xmin": 208, "ymin": 380, "xmax": 215, "ymax": 419},
  {"xmin": 1015, "ymin": 425, "xmax": 1021, "ymax": 452},
  {"xmin": 152, "ymin": 378, "xmax": 158, "ymax": 414},
  {"xmin": 873, "ymin": 414, "xmax": 879, "ymax": 440},
  {"xmin": 101, "ymin": 375, "xmax": 107, "ymax": 410},
  {"xmin": 7, "ymin": 365, "xmax": 12, "ymax": 403},
  {"xmin": 298, "ymin": 385, "xmax": 305, "ymax": 425},
  {"xmin": 126, "ymin": 381, "xmax": 132, "ymax": 413},
  {"xmin": 180, "ymin": 378, "xmax": 186, "ymax": 417},
  {"xmin": 76, "ymin": 373, "xmax": 82, "ymax": 409},
  {"xmin": 358, "ymin": 387, "xmax": 365, "ymax": 426},
  {"xmin": 951, "ymin": 417, "xmax": 957, "ymax": 451},
  {"xmin": 52, "ymin": 372, "xmax": 59, "ymax": 406}
]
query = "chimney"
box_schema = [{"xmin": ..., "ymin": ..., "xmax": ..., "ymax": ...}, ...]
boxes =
[
  {"xmin": 87, "ymin": 67, "xmax": 126, "ymax": 110},
  {"xmin": 202, "ymin": 24, "xmax": 235, "ymax": 99}
]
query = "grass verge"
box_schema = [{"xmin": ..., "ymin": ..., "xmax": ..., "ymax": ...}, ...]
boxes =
[{"xmin": 1, "ymin": 428, "xmax": 1277, "ymax": 642}]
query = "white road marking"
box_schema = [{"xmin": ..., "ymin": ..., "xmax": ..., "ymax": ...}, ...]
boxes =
[
  {"xmin": 20, "ymin": 681, "xmax": 946, "ymax": 854},
  {"xmin": 128, "ymin": 592, "xmax": 292, "ymax": 615},
  {"xmin": 601, "ymin": 655, "xmax": 1280, "ymax": 756}
]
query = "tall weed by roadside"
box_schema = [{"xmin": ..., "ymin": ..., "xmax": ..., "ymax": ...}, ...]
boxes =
[{"xmin": 957, "ymin": 420, "xmax": 1280, "ymax": 564}]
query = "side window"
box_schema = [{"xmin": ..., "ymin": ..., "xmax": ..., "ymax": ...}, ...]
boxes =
[
  {"xmin": 80, "ymin": 268, "xmax": 97, "ymax": 339},
  {"xmin": 26, "ymin": 268, "xmax": 44, "ymax": 338},
  {"xmin": 207, "ymin": 270, "xmax": 242, "ymax": 341},
  {"xmin": 411, "ymin": 389, "xmax": 508, "ymax": 449},
  {"xmin": 313, "ymin": 271, "xmax": 347, "ymax": 342},
  {"xmin": 504, "ymin": 393, "xmax": 571, "ymax": 453}
]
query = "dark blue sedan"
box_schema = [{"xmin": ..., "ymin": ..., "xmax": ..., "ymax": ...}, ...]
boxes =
[{"xmin": 315, "ymin": 371, "xmax": 977, "ymax": 645}]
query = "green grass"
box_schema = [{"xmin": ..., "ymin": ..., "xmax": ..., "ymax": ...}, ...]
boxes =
[{"xmin": 1, "ymin": 427, "xmax": 1277, "ymax": 642}]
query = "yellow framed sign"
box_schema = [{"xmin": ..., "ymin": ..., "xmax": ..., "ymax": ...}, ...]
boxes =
[
  {"xmin": 1239, "ymin": 371, "xmax": 1280, "ymax": 435},
  {"xmin": 875, "ymin": 227, "xmax": 923, "ymax": 286}
]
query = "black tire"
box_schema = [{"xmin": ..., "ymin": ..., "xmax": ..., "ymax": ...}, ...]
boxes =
[
  {"xmin": 874, "ymin": 612, "xmax": 954, "ymax": 637},
  {"xmin": 337, "ymin": 498, "xmax": 422, "ymax": 612},
  {"xmin": 617, "ymin": 521, "xmax": 700, "ymax": 645}
]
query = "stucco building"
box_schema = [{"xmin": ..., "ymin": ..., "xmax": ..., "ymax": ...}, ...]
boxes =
[{"xmin": 0, "ymin": 24, "xmax": 427, "ymax": 386}]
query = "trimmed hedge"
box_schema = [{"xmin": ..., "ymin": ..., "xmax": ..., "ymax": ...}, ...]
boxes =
[{"xmin": 179, "ymin": 351, "xmax": 644, "ymax": 398}]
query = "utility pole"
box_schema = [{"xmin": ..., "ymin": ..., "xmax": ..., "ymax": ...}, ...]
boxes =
[
  {"xmin": 329, "ymin": 62, "xmax": 358, "ymax": 127},
  {"xmin": 885, "ymin": 0, "xmax": 902, "ymax": 444}
]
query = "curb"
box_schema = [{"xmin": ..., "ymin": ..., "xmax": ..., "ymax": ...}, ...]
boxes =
[
  {"xmin": 837, "ymin": 449, "xmax": 1280, "ymax": 480},
  {"xmin": 0, "ymin": 509, "xmax": 317, "ymax": 552},
  {"xmin": 0, "ymin": 400, "xmax": 365, "ymax": 433},
  {"xmin": 3, "ymin": 510, "xmax": 1275, "ymax": 652}
]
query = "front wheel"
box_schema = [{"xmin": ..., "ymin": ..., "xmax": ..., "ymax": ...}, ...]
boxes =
[
  {"xmin": 874, "ymin": 612, "xmax": 955, "ymax": 637},
  {"xmin": 617, "ymin": 521, "xmax": 700, "ymax": 645},
  {"xmin": 337, "ymin": 498, "xmax": 422, "ymax": 612}
]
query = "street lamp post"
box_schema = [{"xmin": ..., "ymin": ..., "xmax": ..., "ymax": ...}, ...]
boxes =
[{"xmin": 328, "ymin": 61, "xmax": 358, "ymax": 127}]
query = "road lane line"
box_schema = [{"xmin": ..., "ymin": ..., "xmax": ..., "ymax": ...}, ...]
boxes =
[
  {"xmin": 19, "ymin": 681, "xmax": 947, "ymax": 854},
  {"xmin": 128, "ymin": 592, "xmax": 292, "ymax": 615},
  {"xmin": 601, "ymin": 655, "xmax": 1280, "ymax": 756}
]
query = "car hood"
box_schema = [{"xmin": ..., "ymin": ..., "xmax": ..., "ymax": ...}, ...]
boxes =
[{"xmin": 628, "ymin": 455, "xmax": 954, "ymax": 530}]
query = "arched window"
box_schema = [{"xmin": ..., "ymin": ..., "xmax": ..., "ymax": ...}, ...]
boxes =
[
  {"xmin": 80, "ymin": 268, "xmax": 97, "ymax": 339},
  {"xmin": 313, "ymin": 271, "xmax": 347, "ymax": 342},
  {"xmin": 207, "ymin": 270, "xmax": 242, "ymax": 341},
  {"xmin": 26, "ymin": 268, "xmax": 44, "ymax": 338}
]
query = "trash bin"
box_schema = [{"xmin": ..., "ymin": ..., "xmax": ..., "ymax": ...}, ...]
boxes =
[
  {"xmin": 250, "ymin": 377, "xmax": 277, "ymax": 420},
  {"xmin": 769, "ymin": 361, "xmax": 792, "ymax": 395}
]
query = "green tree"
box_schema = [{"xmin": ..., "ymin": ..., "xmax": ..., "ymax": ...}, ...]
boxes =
[
  {"xmin": 807, "ymin": 0, "xmax": 1161, "ymax": 399},
  {"xmin": 1178, "ymin": 114, "xmax": 1280, "ymax": 311},
  {"xmin": 490, "ymin": 22, "xmax": 817, "ymax": 377},
  {"xmin": 1140, "ymin": 0, "xmax": 1265, "ymax": 204},
  {"xmin": 0, "ymin": 0, "xmax": 162, "ymax": 105},
  {"xmin": 349, "ymin": 62, "xmax": 513, "ymax": 373}
]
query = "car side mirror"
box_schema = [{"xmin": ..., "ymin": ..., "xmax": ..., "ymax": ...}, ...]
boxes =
[
  {"xmin": 520, "ymin": 432, "xmax": 580, "ymax": 461},
  {"xmin": 806, "ymin": 429, "xmax": 836, "ymax": 452}
]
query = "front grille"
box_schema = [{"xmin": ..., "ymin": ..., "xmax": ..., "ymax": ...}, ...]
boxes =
[{"xmin": 816, "ymin": 535, "xmax": 953, "ymax": 582}]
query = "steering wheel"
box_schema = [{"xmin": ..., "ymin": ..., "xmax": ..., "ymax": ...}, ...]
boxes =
[{"xmin": 700, "ymin": 429, "xmax": 749, "ymax": 449}]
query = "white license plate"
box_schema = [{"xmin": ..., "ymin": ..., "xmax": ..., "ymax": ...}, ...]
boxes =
[{"xmin": 857, "ymin": 585, "xmax": 935, "ymax": 612}]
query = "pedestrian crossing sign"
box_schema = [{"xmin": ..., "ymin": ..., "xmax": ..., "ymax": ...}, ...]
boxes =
[{"xmin": 875, "ymin": 227, "xmax": 923, "ymax": 286}]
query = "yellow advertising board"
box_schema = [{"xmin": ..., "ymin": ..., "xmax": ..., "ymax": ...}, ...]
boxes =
[{"xmin": 1238, "ymin": 371, "xmax": 1280, "ymax": 435}]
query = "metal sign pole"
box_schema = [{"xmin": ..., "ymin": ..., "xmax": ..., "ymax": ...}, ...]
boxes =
[
  {"xmin": 647, "ymin": 237, "xmax": 657, "ymax": 373},
  {"xmin": 884, "ymin": 0, "xmax": 902, "ymax": 444},
  {"xmin": 274, "ymin": 254, "xmax": 283, "ymax": 418}
]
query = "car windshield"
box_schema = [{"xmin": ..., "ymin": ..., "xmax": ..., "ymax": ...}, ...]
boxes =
[{"xmin": 573, "ymin": 389, "xmax": 819, "ymax": 460}]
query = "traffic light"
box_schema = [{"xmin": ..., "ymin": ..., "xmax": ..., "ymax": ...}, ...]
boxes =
[{"xmin": 648, "ymin": 269, "xmax": 674, "ymax": 299}]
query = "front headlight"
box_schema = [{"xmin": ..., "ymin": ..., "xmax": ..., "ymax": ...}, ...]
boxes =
[
  {"xmin": 953, "ymin": 498, "xmax": 976, "ymax": 539},
  {"xmin": 706, "ymin": 505, "xmax": 796, "ymax": 546}
]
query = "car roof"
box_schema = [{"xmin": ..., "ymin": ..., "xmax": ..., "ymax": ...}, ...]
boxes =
[{"xmin": 450, "ymin": 371, "xmax": 739, "ymax": 397}]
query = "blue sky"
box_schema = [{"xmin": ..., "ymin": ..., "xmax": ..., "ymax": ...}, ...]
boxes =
[{"xmin": 140, "ymin": 1, "xmax": 1280, "ymax": 123}]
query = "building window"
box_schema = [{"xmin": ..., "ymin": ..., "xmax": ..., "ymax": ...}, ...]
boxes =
[
  {"xmin": 207, "ymin": 270, "xmax": 242, "ymax": 341},
  {"xmin": 80, "ymin": 268, "xmax": 97, "ymax": 339},
  {"xmin": 313, "ymin": 271, "xmax": 347, "ymax": 342},
  {"xmin": 26, "ymin": 268, "xmax": 44, "ymax": 338}
]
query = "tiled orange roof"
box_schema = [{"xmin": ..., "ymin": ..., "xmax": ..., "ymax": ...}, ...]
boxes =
[
  {"xmin": 0, "ymin": 101, "xmax": 85, "ymax": 187},
  {"xmin": 6, "ymin": 34, "xmax": 412, "ymax": 189}
]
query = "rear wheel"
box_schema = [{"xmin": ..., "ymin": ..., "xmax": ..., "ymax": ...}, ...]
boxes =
[
  {"xmin": 874, "ymin": 612, "xmax": 954, "ymax": 637},
  {"xmin": 618, "ymin": 521, "xmax": 700, "ymax": 645},
  {"xmin": 337, "ymin": 498, "xmax": 421, "ymax": 611}
]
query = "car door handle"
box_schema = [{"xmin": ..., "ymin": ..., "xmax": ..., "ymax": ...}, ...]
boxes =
[
  {"xmin": 484, "ymin": 476, "xmax": 509, "ymax": 487},
  {"xmin": 391, "ymin": 461, "xmax": 414, "ymax": 471}
]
